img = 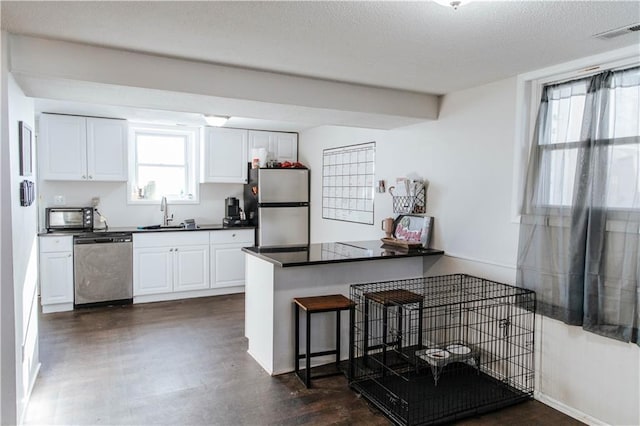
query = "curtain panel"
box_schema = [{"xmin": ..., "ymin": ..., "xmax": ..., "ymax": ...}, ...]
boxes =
[{"xmin": 517, "ymin": 66, "xmax": 640, "ymax": 345}]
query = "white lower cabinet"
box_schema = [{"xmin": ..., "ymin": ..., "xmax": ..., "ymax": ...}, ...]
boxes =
[
  {"xmin": 174, "ymin": 245, "xmax": 210, "ymax": 292},
  {"xmin": 133, "ymin": 246, "xmax": 174, "ymax": 295},
  {"xmin": 133, "ymin": 232, "xmax": 209, "ymax": 298},
  {"xmin": 39, "ymin": 236, "xmax": 74, "ymax": 313},
  {"xmin": 210, "ymin": 229, "xmax": 255, "ymax": 289},
  {"xmin": 133, "ymin": 229, "xmax": 253, "ymax": 303}
]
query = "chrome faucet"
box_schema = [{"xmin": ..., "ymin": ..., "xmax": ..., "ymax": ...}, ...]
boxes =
[{"xmin": 160, "ymin": 196, "xmax": 173, "ymax": 226}]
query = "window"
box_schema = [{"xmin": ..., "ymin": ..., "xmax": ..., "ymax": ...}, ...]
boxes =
[
  {"xmin": 531, "ymin": 73, "xmax": 640, "ymax": 211},
  {"xmin": 129, "ymin": 124, "xmax": 199, "ymax": 203},
  {"xmin": 516, "ymin": 64, "xmax": 640, "ymax": 344}
]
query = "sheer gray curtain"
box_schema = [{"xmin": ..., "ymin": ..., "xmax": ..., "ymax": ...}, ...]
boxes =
[{"xmin": 517, "ymin": 66, "xmax": 640, "ymax": 345}]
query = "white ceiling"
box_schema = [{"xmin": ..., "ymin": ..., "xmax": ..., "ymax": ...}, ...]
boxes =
[{"xmin": 2, "ymin": 0, "xmax": 640, "ymax": 130}]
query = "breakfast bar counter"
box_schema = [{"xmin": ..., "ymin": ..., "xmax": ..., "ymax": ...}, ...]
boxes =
[{"xmin": 242, "ymin": 241, "xmax": 443, "ymax": 375}]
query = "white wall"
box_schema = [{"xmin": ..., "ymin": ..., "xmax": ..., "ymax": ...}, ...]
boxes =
[
  {"xmin": 0, "ymin": 29, "xmax": 18, "ymax": 426},
  {"xmin": 37, "ymin": 180, "xmax": 244, "ymax": 229},
  {"xmin": 7, "ymin": 73, "xmax": 39, "ymax": 423},
  {"xmin": 299, "ymin": 76, "xmax": 639, "ymax": 426},
  {"xmin": 301, "ymin": 77, "xmax": 519, "ymax": 267},
  {"xmin": 1, "ymin": 30, "xmax": 40, "ymax": 425}
]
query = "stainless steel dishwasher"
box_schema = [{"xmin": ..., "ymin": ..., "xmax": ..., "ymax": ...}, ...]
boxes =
[{"xmin": 73, "ymin": 233, "xmax": 133, "ymax": 306}]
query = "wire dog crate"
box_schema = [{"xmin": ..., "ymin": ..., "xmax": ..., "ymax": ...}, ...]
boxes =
[{"xmin": 349, "ymin": 274, "xmax": 536, "ymax": 426}]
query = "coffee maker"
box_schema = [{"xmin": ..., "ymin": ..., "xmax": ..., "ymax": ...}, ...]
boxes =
[{"xmin": 223, "ymin": 197, "xmax": 247, "ymax": 227}]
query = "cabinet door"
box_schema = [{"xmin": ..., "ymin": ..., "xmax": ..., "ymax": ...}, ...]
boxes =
[
  {"xmin": 39, "ymin": 114, "xmax": 87, "ymax": 180},
  {"xmin": 86, "ymin": 117, "xmax": 128, "ymax": 181},
  {"xmin": 247, "ymin": 130, "xmax": 274, "ymax": 163},
  {"xmin": 272, "ymin": 132, "xmax": 298, "ymax": 163},
  {"xmin": 133, "ymin": 247, "xmax": 173, "ymax": 296},
  {"xmin": 40, "ymin": 251, "xmax": 74, "ymax": 305},
  {"xmin": 211, "ymin": 244, "xmax": 247, "ymax": 289},
  {"xmin": 202, "ymin": 128, "xmax": 248, "ymax": 183},
  {"xmin": 174, "ymin": 244, "xmax": 210, "ymax": 292}
]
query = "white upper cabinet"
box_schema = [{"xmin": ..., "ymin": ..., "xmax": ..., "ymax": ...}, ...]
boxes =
[
  {"xmin": 39, "ymin": 114, "xmax": 87, "ymax": 180},
  {"xmin": 86, "ymin": 117, "xmax": 128, "ymax": 181},
  {"xmin": 39, "ymin": 114, "xmax": 128, "ymax": 181},
  {"xmin": 248, "ymin": 130, "xmax": 298, "ymax": 164},
  {"xmin": 202, "ymin": 127, "xmax": 248, "ymax": 183},
  {"xmin": 272, "ymin": 132, "xmax": 298, "ymax": 163}
]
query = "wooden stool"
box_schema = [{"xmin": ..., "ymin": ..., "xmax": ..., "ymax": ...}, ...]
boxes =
[
  {"xmin": 363, "ymin": 289, "xmax": 424, "ymax": 369},
  {"xmin": 293, "ymin": 294, "xmax": 354, "ymax": 388}
]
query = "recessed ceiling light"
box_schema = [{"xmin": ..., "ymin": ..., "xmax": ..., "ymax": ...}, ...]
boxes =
[
  {"xmin": 203, "ymin": 115, "xmax": 230, "ymax": 126},
  {"xmin": 433, "ymin": 0, "xmax": 473, "ymax": 10}
]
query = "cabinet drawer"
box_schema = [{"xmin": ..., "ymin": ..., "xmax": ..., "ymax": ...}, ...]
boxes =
[
  {"xmin": 40, "ymin": 236, "xmax": 73, "ymax": 252},
  {"xmin": 134, "ymin": 231, "xmax": 210, "ymax": 248},
  {"xmin": 210, "ymin": 229, "xmax": 254, "ymax": 245}
]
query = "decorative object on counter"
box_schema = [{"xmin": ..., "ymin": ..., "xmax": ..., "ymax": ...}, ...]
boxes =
[
  {"xmin": 349, "ymin": 274, "xmax": 536, "ymax": 426},
  {"xmin": 18, "ymin": 121, "xmax": 33, "ymax": 176},
  {"xmin": 322, "ymin": 141, "xmax": 375, "ymax": 225},
  {"xmin": 380, "ymin": 237, "xmax": 423, "ymax": 250},
  {"xmin": 389, "ymin": 178, "xmax": 427, "ymax": 214},
  {"xmin": 20, "ymin": 180, "xmax": 35, "ymax": 207},
  {"xmin": 377, "ymin": 179, "xmax": 386, "ymax": 193},
  {"xmin": 394, "ymin": 215, "xmax": 433, "ymax": 248},
  {"xmin": 381, "ymin": 217, "xmax": 394, "ymax": 238},
  {"xmin": 380, "ymin": 215, "xmax": 433, "ymax": 249}
]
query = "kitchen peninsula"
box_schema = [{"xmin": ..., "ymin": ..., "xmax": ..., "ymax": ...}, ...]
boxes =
[{"xmin": 242, "ymin": 241, "xmax": 443, "ymax": 375}]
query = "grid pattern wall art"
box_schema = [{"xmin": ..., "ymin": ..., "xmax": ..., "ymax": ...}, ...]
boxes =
[{"xmin": 322, "ymin": 141, "xmax": 375, "ymax": 224}]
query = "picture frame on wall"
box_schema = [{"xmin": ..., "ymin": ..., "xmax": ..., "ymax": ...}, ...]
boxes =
[{"xmin": 19, "ymin": 121, "xmax": 33, "ymax": 176}]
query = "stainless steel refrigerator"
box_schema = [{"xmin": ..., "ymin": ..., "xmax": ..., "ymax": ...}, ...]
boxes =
[{"xmin": 244, "ymin": 168, "xmax": 310, "ymax": 246}]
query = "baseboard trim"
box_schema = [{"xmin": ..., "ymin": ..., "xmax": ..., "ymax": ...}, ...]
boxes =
[
  {"xmin": 535, "ymin": 391, "xmax": 606, "ymax": 426},
  {"xmin": 442, "ymin": 252, "xmax": 516, "ymax": 271},
  {"xmin": 19, "ymin": 361, "xmax": 41, "ymax": 424},
  {"xmin": 246, "ymin": 349, "xmax": 274, "ymax": 376},
  {"xmin": 134, "ymin": 286, "xmax": 244, "ymax": 304}
]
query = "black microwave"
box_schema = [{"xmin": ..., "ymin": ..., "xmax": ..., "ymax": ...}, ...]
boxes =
[{"xmin": 45, "ymin": 207, "xmax": 94, "ymax": 232}]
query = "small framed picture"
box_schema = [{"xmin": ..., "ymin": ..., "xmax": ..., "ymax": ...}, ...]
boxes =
[
  {"xmin": 19, "ymin": 121, "xmax": 33, "ymax": 176},
  {"xmin": 394, "ymin": 215, "xmax": 434, "ymax": 248}
]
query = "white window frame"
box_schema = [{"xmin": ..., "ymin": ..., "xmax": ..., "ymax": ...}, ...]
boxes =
[
  {"xmin": 128, "ymin": 123, "xmax": 201, "ymax": 204},
  {"xmin": 511, "ymin": 45, "xmax": 640, "ymax": 223}
]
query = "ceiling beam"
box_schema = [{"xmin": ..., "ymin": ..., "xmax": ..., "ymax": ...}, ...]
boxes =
[{"xmin": 8, "ymin": 34, "xmax": 439, "ymax": 129}]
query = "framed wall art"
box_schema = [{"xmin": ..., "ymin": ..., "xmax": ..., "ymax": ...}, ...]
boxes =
[{"xmin": 19, "ymin": 121, "xmax": 33, "ymax": 176}]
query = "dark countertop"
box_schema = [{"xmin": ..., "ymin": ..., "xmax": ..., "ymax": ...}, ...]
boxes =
[
  {"xmin": 242, "ymin": 240, "xmax": 444, "ymax": 268},
  {"xmin": 38, "ymin": 224, "xmax": 255, "ymax": 237}
]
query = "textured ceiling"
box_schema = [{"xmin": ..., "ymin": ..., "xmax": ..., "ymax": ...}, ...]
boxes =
[{"xmin": 3, "ymin": 1, "xmax": 639, "ymax": 95}]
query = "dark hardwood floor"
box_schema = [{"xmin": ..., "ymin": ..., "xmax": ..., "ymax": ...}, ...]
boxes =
[{"xmin": 25, "ymin": 294, "xmax": 584, "ymax": 425}]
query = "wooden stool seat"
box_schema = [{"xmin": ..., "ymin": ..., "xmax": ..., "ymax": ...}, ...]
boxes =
[
  {"xmin": 293, "ymin": 294, "xmax": 354, "ymax": 388},
  {"xmin": 363, "ymin": 289, "xmax": 424, "ymax": 370},
  {"xmin": 294, "ymin": 294, "xmax": 354, "ymax": 312},
  {"xmin": 364, "ymin": 289, "xmax": 424, "ymax": 306}
]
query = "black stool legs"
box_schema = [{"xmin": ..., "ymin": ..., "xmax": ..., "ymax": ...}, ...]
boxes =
[{"xmin": 294, "ymin": 303, "xmax": 349, "ymax": 388}]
